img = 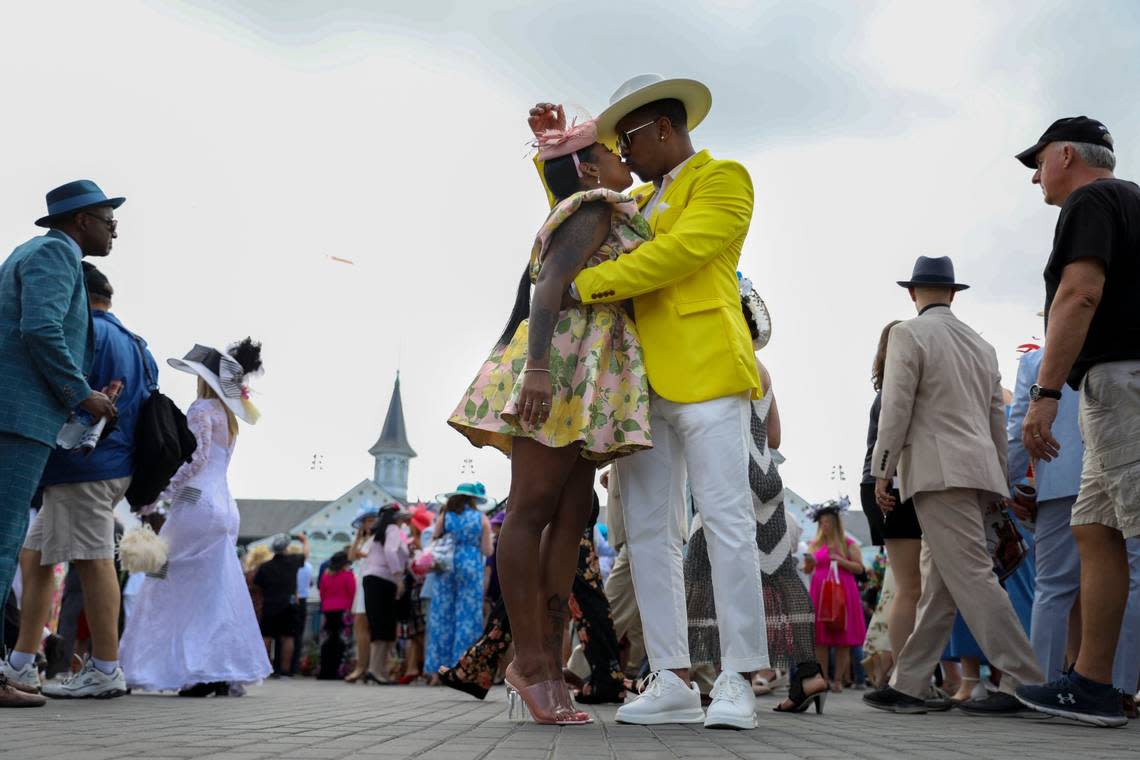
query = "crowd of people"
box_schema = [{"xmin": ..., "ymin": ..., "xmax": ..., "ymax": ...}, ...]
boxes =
[{"xmin": 0, "ymin": 73, "xmax": 1137, "ymax": 737}]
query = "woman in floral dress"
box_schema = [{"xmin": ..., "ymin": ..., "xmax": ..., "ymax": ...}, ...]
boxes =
[{"xmin": 447, "ymin": 111, "xmax": 648, "ymax": 724}]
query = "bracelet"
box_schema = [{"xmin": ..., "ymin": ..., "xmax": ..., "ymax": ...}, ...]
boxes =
[{"xmin": 523, "ymin": 368, "xmax": 550, "ymax": 374}]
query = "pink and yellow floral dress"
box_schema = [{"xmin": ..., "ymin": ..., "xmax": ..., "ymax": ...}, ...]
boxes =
[{"xmin": 448, "ymin": 188, "xmax": 651, "ymax": 462}]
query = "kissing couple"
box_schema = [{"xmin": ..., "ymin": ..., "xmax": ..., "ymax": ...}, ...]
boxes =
[{"xmin": 448, "ymin": 74, "xmax": 787, "ymax": 729}]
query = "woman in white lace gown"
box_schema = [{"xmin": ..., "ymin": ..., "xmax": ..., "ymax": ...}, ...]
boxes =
[{"xmin": 120, "ymin": 339, "xmax": 271, "ymax": 694}]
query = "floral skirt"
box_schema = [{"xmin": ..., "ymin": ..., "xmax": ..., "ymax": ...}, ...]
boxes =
[{"xmin": 448, "ymin": 303, "xmax": 651, "ymax": 462}]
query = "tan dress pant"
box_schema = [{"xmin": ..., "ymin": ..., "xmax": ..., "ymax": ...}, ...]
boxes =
[
  {"xmin": 604, "ymin": 545, "xmax": 645, "ymax": 674},
  {"xmin": 890, "ymin": 487, "xmax": 1043, "ymax": 697}
]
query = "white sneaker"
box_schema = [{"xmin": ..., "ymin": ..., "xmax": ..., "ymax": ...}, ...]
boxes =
[
  {"xmin": 0, "ymin": 658, "xmax": 41, "ymax": 693},
  {"xmin": 705, "ymin": 671, "xmax": 757, "ymax": 729},
  {"xmin": 42, "ymin": 659, "xmax": 127, "ymax": 700},
  {"xmin": 615, "ymin": 670, "xmax": 705, "ymax": 725}
]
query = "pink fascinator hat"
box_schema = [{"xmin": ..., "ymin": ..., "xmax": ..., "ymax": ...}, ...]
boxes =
[{"xmin": 534, "ymin": 119, "xmax": 598, "ymax": 177}]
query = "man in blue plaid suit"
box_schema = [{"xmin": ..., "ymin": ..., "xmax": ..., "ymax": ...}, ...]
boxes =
[{"xmin": 0, "ymin": 180, "xmax": 123, "ymax": 707}]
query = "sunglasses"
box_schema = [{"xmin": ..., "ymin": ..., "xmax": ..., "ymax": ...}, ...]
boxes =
[
  {"xmin": 82, "ymin": 211, "xmax": 117, "ymax": 230},
  {"xmin": 616, "ymin": 119, "xmax": 659, "ymax": 152}
]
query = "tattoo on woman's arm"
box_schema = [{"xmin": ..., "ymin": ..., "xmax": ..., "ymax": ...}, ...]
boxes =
[{"xmin": 527, "ymin": 202, "xmax": 609, "ymax": 364}]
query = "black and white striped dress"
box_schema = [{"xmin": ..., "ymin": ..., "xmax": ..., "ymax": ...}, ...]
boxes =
[{"xmin": 684, "ymin": 392, "xmax": 816, "ymax": 669}]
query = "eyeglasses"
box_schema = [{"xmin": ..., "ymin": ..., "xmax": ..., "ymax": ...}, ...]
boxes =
[
  {"xmin": 616, "ymin": 119, "xmax": 659, "ymax": 152},
  {"xmin": 82, "ymin": 211, "xmax": 117, "ymax": 230}
]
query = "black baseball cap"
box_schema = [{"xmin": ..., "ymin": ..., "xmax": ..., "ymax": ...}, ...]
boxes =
[{"xmin": 1015, "ymin": 116, "xmax": 1114, "ymax": 168}]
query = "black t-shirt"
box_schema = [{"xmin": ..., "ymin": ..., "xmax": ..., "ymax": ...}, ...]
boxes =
[
  {"xmin": 1044, "ymin": 178, "xmax": 1140, "ymax": 388},
  {"xmin": 253, "ymin": 554, "xmax": 303, "ymax": 616}
]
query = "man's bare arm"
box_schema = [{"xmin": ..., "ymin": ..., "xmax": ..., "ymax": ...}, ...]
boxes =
[{"xmin": 1037, "ymin": 258, "xmax": 1106, "ymax": 389}]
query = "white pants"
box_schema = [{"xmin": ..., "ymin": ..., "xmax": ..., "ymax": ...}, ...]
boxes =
[{"xmin": 616, "ymin": 392, "xmax": 768, "ymax": 673}]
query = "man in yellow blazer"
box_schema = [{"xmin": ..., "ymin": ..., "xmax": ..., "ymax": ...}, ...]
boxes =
[{"xmin": 531, "ymin": 74, "xmax": 767, "ymax": 730}]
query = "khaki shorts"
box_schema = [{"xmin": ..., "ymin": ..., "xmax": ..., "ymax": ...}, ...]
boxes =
[
  {"xmin": 1072, "ymin": 361, "xmax": 1140, "ymax": 539},
  {"xmin": 24, "ymin": 477, "xmax": 131, "ymax": 565}
]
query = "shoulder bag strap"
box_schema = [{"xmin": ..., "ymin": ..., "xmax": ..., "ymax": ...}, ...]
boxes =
[{"xmin": 128, "ymin": 333, "xmax": 158, "ymax": 393}]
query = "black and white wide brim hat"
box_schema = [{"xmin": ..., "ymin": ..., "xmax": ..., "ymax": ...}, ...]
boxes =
[
  {"xmin": 168, "ymin": 344, "xmax": 261, "ymax": 424},
  {"xmin": 738, "ymin": 274, "xmax": 772, "ymax": 351}
]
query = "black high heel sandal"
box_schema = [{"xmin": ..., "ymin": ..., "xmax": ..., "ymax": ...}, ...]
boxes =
[
  {"xmin": 773, "ymin": 662, "xmax": 828, "ymax": 714},
  {"xmin": 572, "ymin": 679, "xmax": 626, "ymax": 705},
  {"xmin": 438, "ymin": 667, "xmax": 489, "ymax": 700}
]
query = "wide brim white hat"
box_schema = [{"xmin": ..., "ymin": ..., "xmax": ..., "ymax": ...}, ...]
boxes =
[
  {"xmin": 167, "ymin": 344, "xmax": 260, "ymax": 424},
  {"xmin": 595, "ymin": 74, "xmax": 713, "ymax": 143}
]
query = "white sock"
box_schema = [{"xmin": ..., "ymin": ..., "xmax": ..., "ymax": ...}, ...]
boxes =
[
  {"xmin": 91, "ymin": 657, "xmax": 119, "ymax": 675},
  {"xmin": 8, "ymin": 651, "xmax": 35, "ymax": 671}
]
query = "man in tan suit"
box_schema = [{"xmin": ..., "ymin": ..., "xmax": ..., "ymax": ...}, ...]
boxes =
[{"xmin": 863, "ymin": 256, "xmax": 1043, "ymax": 715}]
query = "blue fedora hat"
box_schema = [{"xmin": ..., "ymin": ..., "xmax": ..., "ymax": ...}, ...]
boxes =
[
  {"xmin": 897, "ymin": 255, "xmax": 969, "ymax": 291},
  {"xmin": 35, "ymin": 179, "xmax": 125, "ymax": 228}
]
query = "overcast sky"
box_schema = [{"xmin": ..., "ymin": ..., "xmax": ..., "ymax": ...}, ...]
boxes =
[{"xmin": 3, "ymin": 1, "xmax": 1138, "ymax": 506}]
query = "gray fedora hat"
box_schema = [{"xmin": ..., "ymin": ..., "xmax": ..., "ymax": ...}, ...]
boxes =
[{"xmin": 897, "ymin": 255, "xmax": 969, "ymax": 291}]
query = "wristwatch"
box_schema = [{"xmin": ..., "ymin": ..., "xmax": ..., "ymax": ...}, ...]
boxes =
[{"xmin": 1029, "ymin": 383, "xmax": 1062, "ymax": 401}]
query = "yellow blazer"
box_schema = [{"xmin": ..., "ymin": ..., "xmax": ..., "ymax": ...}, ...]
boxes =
[{"xmin": 544, "ymin": 150, "xmax": 760, "ymax": 403}]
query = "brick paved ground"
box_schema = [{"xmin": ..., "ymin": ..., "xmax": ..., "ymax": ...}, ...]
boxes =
[{"xmin": 3, "ymin": 680, "xmax": 1137, "ymax": 759}]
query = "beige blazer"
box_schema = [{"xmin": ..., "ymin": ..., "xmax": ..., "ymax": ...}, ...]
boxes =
[
  {"xmin": 605, "ymin": 466, "xmax": 626, "ymax": 550},
  {"xmin": 871, "ymin": 306, "xmax": 1009, "ymax": 502}
]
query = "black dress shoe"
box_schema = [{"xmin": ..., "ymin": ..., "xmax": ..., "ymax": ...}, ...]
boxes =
[
  {"xmin": 863, "ymin": 686, "xmax": 928, "ymax": 714},
  {"xmin": 958, "ymin": 691, "xmax": 1031, "ymax": 716}
]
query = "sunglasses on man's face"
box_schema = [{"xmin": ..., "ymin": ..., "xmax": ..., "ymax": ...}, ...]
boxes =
[
  {"xmin": 616, "ymin": 119, "xmax": 659, "ymax": 152},
  {"xmin": 82, "ymin": 212, "xmax": 117, "ymax": 231}
]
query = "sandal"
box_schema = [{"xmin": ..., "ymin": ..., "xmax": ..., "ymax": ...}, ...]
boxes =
[
  {"xmin": 774, "ymin": 662, "xmax": 828, "ymax": 714},
  {"xmin": 573, "ymin": 680, "xmax": 626, "ymax": 705},
  {"xmin": 439, "ymin": 667, "xmax": 489, "ymax": 700}
]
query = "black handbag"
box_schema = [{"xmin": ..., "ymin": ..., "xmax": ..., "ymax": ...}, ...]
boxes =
[{"xmin": 124, "ymin": 336, "xmax": 197, "ymax": 510}]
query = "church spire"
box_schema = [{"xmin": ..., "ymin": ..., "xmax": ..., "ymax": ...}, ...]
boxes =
[
  {"xmin": 370, "ymin": 372, "xmax": 417, "ymax": 459},
  {"xmin": 370, "ymin": 373, "xmax": 415, "ymax": 500}
]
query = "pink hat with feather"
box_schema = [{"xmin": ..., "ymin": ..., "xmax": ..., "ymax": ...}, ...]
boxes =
[{"xmin": 534, "ymin": 118, "xmax": 598, "ymax": 177}]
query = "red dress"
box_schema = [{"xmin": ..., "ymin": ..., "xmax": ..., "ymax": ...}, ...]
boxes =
[{"xmin": 809, "ymin": 539, "xmax": 867, "ymax": 647}]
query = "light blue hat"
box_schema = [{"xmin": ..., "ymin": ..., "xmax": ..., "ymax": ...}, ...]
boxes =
[{"xmin": 351, "ymin": 504, "xmax": 380, "ymax": 529}]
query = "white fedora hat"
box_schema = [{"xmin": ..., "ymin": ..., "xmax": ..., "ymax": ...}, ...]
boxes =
[
  {"xmin": 595, "ymin": 74, "xmax": 712, "ymax": 142},
  {"xmin": 168, "ymin": 344, "xmax": 261, "ymax": 424}
]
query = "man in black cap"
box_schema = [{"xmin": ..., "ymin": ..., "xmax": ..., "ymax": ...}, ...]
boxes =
[{"xmin": 1015, "ymin": 117, "xmax": 1140, "ymax": 728}]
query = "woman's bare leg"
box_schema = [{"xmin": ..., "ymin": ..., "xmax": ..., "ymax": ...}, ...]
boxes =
[
  {"xmin": 834, "ymin": 647, "xmax": 850, "ymax": 692},
  {"xmin": 884, "ymin": 538, "xmax": 922, "ymax": 658},
  {"xmin": 538, "ymin": 456, "xmax": 597, "ymax": 680},
  {"xmin": 497, "ymin": 437, "xmax": 582, "ymax": 687}
]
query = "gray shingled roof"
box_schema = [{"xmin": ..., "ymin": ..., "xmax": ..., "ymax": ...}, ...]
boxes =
[
  {"xmin": 236, "ymin": 499, "xmax": 327, "ymax": 542},
  {"xmin": 369, "ymin": 373, "xmax": 417, "ymax": 458}
]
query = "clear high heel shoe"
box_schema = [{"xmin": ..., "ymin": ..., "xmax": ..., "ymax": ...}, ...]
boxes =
[
  {"xmin": 505, "ymin": 676, "xmax": 558, "ymax": 724},
  {"xmin": 552, "ymin": 679, "xmax": 593, "ymax": 725},
  {"xmin": 504, "ymin": 665, "xmax": 591, "ymax": 726}
]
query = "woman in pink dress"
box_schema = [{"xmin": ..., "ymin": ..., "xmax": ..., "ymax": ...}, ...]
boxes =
[{"xmin": 805, "ymin": 499, "xmax": 867, "ymax": 693}]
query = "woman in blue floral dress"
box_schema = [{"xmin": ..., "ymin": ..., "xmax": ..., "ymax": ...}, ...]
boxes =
[{"xmin": 424, "ymin": 485, "xmax": 493, "ymax": 677}]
